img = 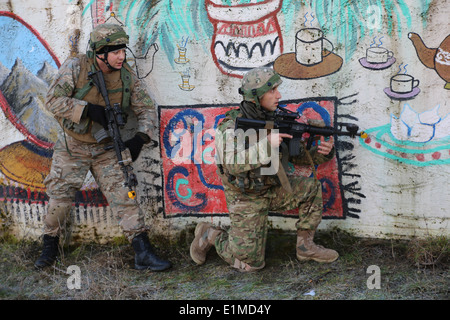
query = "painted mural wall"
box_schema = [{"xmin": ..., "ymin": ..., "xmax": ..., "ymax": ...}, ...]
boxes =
[{"xmin": 0, "ymin": 0, "xmax": 448, "ymax": 242}]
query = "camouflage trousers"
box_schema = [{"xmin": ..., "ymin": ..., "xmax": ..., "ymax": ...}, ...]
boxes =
[
  {"xmin": 43, "ymin": 135, "xmax": 147, "ymax": 241},
  {"xmin": 215, "ymin": 176, "xmax": 323, "ymax": 270}
]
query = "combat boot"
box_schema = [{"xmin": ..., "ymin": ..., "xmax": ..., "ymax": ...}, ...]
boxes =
[
  {"xmin": 34, "ymin": 234, "xmax": 60, "ymax": 269},
  {"xmin": 190, "ymin": 222, "xmax": 223, "ymax": 265},
  {"xmin": 131, "ymin": 232, "xmax": 172, "ymax": 271},
  {"xmin": 296, "ymin": 229, "xmax": 339, "ymax": 263}
]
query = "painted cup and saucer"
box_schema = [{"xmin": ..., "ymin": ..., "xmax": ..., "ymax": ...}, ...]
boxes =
[
  {"xmin": 384, "ymin": 74, "xmax": 420, "ymax": 100},
  {"xmin": 274, "ymin": 28, "xmax": 343, "ymax": 79},
  {"xmin": 359, "ymin": 47, "xmax": 396, "ymax": 70}
]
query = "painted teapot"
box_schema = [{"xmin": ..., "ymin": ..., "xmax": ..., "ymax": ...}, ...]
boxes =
[{"xmin": 409, "ymin": 32, "xmax": 450, "ymax": 89}]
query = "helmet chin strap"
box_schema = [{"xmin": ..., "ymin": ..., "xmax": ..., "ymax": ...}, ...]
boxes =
[
  {"xmin": 250, "ymin": 93, "xmax": 273, "ymax": 120},
  {"xmin": 96, "ymin": 52, "xmax": 121, "ymax": 72}
]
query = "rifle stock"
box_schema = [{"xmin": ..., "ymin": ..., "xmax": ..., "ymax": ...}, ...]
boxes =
[{"xmin": 88, "ymin": 70, "xmax": 138, "ymax": 199}]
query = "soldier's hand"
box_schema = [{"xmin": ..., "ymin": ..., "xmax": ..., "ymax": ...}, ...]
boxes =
[
  {"xmin": 268, "ymin": 132, "xmax": 292, "ymax": 148},
  {"xmin": 124, "ymin": 133, "xmax": 150, "ymax": 161},
  {"xmin": 86, "ymin": 103, "xmax": 108, "ymax": 129},
  {"xmin": 317, "ymin": 136, "xmax": 334, "ymax": 155}
]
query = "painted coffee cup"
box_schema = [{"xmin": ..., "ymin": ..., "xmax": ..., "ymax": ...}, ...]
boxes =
[
  {"xmin": 295, "ymin": 28, "xmax": 334, "ymax": 66},
  {"xmin": 366, "ymin": 47, "xmax": 394, "ymax": 64},
  {"xmin": 390, "ymin": 74, "xmax": 420, "ymax": 93}
]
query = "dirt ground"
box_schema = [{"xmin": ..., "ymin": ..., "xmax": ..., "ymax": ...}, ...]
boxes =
[{"xmin": 0, "ymin": 228, "xmax": 448, "ymax": 306}]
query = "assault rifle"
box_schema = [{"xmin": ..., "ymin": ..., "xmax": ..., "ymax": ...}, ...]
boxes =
[
  {"xmin": 88, "ymin": 70, "xmax": 138, "ymax": 199},
  {"xmin": 235, "ymin": 106, "xmax": 367, "ymax": 157}
]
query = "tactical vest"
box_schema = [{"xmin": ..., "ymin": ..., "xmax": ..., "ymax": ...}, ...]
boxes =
[
  {"xmin": 216, "ymin": 109, "xmax": 282, "ymax": 195},
  {"xmin": 59, "ymin": 54, "xmax": 134, "ymax": 143}
]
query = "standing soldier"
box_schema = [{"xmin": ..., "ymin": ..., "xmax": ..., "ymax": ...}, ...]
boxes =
[
  {"xmin": 190, "ymin": 67, "xmax": 339, "ymax": 272},
  {"xmin": 35, "ymin": 24, "xmax": 171, "ymax": 271}
]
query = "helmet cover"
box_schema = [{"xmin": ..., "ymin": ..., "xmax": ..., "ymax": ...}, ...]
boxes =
[
  {"xmin": 239, "ymin": 67, "xmax": 282, "ymax": 101},
  {"xmin": 90, "ymin": 24, "xmax": 129, "ymax": 53}
]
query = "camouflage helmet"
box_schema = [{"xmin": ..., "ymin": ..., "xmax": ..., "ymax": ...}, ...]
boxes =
[
  {"xmin": 239, "ymin": 67, "xmax": 282, "ymax": 102},
  {"xmin": 89, "ymin": 23, "xmax": 129, "ymax": 54}
]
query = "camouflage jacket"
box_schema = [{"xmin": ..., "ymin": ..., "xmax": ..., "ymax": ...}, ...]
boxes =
[
  {"xmin": 45, "ymin": 54, "xmax": 157, "ymax": 143},
  {"xmin": 215, "ymin": 107, "xmax": 335, "ymax": 194}
]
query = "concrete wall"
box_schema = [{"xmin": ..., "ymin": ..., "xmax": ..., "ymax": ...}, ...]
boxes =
[{"xmin": 0, "ymin": 0, "xmax": 448, "ymax": 242}]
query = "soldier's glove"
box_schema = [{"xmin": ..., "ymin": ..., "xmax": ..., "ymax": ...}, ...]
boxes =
[
  {"xmin": 85, "ymin": 103, "xmax": 108, "ymax": 129},
  {"xmin": 124, "ymin": 133, "xmax": 150, "ymax": 162}
]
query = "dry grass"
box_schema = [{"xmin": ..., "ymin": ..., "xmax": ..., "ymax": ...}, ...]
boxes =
[{"xmin": 0, "ymin": 228, "xmax": 448, "ymax": 300}]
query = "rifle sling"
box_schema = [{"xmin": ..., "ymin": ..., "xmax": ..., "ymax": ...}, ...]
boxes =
[
  {"xmin": 264, "ymin": 121, "xmax": 274, "ymax": 129},
  {"xmin": 301, "ymin": 140, "xmax": 318, "ymax": 181},
  {"xmin": 277, "ymin": 142, "xmax": 293, "ymax": 193}
]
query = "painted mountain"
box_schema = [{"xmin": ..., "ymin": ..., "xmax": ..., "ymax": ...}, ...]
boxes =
[{"xmin": 0, "ymin": 58, "xmax": 59, "ymax": 144}]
